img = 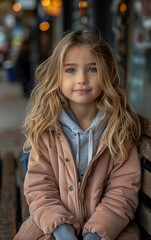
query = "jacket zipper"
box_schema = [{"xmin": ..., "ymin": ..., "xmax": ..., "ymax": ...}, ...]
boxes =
[
  {"xmin": 78, "ymin": 144, "xmax": 107, "ymax": 225},
  {"xmin": 78, "ymin": 181, "xmax": 85, "ymax": 225}
]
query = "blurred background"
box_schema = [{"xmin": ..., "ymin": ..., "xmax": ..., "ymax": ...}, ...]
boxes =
[{"xmin": 0, "ymin": 0, "xmax": 151, "ymax": 157}]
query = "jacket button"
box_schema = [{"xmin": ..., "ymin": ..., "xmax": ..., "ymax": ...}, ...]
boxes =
[
  {"xmin": 68, "ymin": 185, "xmax": 73, "ymax": 192},
  {"xmin": 65, "ymin": 156, "xmax": 70, "ymax": 162}
]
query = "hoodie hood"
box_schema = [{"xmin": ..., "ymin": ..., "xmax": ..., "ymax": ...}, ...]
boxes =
[{"xmin": 59, "ymin": 108, "xmax": 105, "ymax": 181}]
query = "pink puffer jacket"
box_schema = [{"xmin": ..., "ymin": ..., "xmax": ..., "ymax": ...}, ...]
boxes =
[{"xmin": 14, "ymin": 127, "xmax": 141, "ymax": 240}]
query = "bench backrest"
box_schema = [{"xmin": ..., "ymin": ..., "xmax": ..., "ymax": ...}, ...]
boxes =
[{"xmin": 137, "ymin": 116, "xmax": 151, "ymax": 238}]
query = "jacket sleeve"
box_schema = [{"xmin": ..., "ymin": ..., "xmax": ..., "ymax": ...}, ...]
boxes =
[
  {"xmin": 24, "ymin": 135, "xmax": 80, "ymax": 236},
  {"xmin": 83, "ymin": 145, "xmax": 141, "ymax": 240}
]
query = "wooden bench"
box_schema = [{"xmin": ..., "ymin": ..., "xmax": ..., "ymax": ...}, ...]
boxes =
[
  {"xmin": 137, "ymin": 116, "xmax": 151, "ymax": 239},
  {"xmin": 0, "ymin": 152, "xmax": 29, "ymax": 240},
  {"xmin": 0, "ymin": 116, "xmax": 151, "ymax": 239}
]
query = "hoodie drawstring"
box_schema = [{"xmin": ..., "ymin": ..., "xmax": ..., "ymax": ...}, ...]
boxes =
[
  {"xmin": 88, "ymin": 129, "xmax": 93, "ymax": 165},
  {"xmin": 76, "ymin": 129, "xmax": 93, "ymax": 169},
  {"xmin": 76, "ymin": 133, "xmax": 80, "ymax": 168}
]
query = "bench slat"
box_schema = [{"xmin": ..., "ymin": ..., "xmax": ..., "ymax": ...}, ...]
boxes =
[
  {"xmin": 18, "ymin": 160, "xmax": 29, "ymax": 223},
  {"xmin": 0, "ymin": 152, "xmax": 17, "ymax": 239},
  {"xmin": 137, "ymin": 203, "xmax": 151, "ymax": 236},
  {"xmin": 142, "ymin": 169, "xmax": 151, "ymax": 198}
]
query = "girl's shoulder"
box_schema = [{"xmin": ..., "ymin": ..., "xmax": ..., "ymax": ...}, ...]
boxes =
[{"xmin": 40, "ymin": 122, "xmax": 62, "ymax": 147}]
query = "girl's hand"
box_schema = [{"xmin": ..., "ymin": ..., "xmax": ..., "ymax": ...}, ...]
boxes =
[
  {"xmin": 83, "ymin": 232, "xmax": 102, "ymax": 240},
  {"xmin": 53, "ymin": 223, "xmax": 78, "ymax": 240}
]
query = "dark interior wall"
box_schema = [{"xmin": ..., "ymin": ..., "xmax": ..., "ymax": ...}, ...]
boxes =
[
  {"xmin": 62, "ymin": 0, "xmax": 72, "ymax": 31},
  {"xmin": 94, "ymin": 0, "xmax": 114, "ymax": 46}
]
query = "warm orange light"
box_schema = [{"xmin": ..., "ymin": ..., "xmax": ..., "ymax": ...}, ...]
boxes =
[
  {"xmin": 120, "ymin": 3, "xmax": 127, "ymax": 13},
  {"xmin": 42, "ymin": 0, "xmax": 62, "ymax": 16},
  {"xmin": 39, "ymin": 22, "xmax": 50, "ymax": 31},
  {"xmin": 78, "ymin": 1, "xmax": 88, "ymax": 8},
  {"xmin": 41, "ymin": 0, "xmax": 50, "ymax": 7},
  {"xmin": 53, "ymin": 0, "xmax": 62, "ymax": 7},
  {"xmin": 13, "ymin": 3, "xmax": 22, "ymax": 12}
]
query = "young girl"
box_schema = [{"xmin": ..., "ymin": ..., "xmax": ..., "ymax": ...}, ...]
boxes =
[{"xmin": 14, "ymin": 29, "xmax": 141, "ymax": 240}]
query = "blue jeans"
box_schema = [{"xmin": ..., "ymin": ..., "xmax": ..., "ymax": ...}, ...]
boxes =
[{"xmin": 53, "ymin": 224, "xmax": 101, "ymax": 240}]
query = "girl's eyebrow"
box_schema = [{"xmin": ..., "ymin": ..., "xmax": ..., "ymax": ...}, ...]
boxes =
[
  {"xmin": 87, "ymin": 62, "xmax": 96, "ymax": 66},
  {"xmin": 63, "ymin": 62, "xmax": 96, "ymax": 67}
]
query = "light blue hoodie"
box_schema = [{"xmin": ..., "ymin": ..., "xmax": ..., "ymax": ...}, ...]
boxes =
[{"xmin": 59, "ymin": 108, "xmax": 105, "ymax": 182}]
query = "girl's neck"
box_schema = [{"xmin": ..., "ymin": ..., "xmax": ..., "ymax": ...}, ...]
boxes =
[{"xmin": 69, "ymin": 104, "xmax": 97, "ymax": 131}]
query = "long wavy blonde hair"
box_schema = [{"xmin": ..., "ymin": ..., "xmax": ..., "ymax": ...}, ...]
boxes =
[{"xmin": 23, "ymin": 29, "xmax": 141, "ymax": 163}]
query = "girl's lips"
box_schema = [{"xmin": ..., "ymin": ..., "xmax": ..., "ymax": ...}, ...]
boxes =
[{"xmin": 74, "ymin": 89, "xmax": 91, "ymax": 93}]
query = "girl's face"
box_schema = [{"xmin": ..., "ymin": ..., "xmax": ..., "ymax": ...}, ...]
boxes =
[{"xmin": 61, "ymin": 45, "xmax": 102, "ymax": 110}]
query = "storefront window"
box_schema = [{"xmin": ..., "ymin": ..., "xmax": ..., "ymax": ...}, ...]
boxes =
[{"xmin": 128, "ymin": 0, "xmax": 151, "ymax": 118}]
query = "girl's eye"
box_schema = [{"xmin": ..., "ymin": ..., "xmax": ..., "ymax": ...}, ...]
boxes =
[
  {"xmin": 88, "ymin": 67, "xmax": 97, "ymax": 73},
  {"xmin": 65, "ymin": 68, "xmax": 76, "ymax": 73}
]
